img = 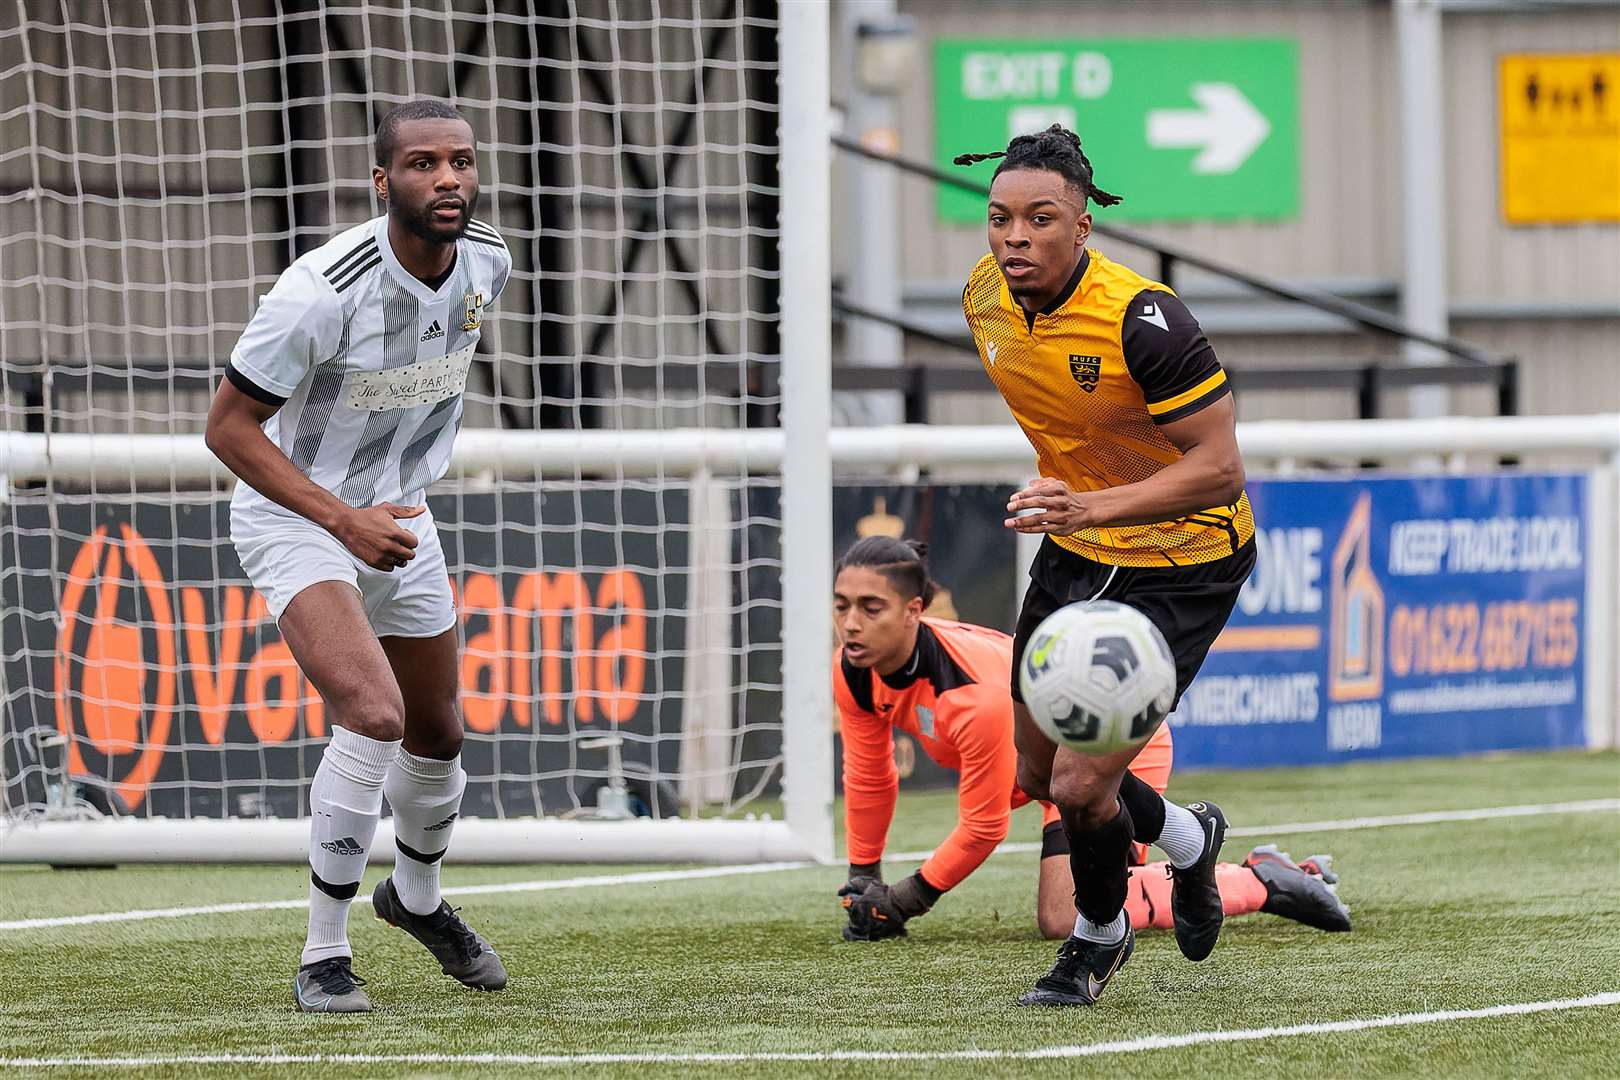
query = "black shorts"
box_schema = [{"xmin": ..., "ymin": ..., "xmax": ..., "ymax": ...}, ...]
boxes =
[{"xmin": 1010, "ymin": 536, "xmax": 1256, "ymax": 707}]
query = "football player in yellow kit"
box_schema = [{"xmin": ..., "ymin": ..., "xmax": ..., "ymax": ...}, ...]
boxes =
[{"xmin": 957, "ymin": 125, "xmax": 1256, "ymax": 1006}]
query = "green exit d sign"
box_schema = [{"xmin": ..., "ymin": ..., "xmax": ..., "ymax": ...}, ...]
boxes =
[{"xmin": 934, "ymin": 37, "xmax": 1299, "ymax": 223}]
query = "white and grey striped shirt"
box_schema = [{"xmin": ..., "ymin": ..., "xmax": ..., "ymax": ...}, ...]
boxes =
[{"xmin": 226, "ymin": 214, "xmax": 511, "ymax": 523}]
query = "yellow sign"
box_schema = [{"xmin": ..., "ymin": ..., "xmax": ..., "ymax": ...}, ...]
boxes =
[{"xmin": 1499, "ymin": 53, "xmax": 1620, "ymax": 224}]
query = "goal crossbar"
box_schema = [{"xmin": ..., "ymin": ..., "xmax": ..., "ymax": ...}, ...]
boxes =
[
  {"xmin": 3, "ymin": 414, "xmax": 1616, "ymax": 864},
  {"xmin": 4, "ymin": 415, "xmax": 1617, "ymax": 487}
]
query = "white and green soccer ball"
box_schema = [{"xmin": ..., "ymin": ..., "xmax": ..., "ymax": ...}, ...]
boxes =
[{"xmin": 1019, "ymin": 600, "xmax": 1177, "ymax": 756}]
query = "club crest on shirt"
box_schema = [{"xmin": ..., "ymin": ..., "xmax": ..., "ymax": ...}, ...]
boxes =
[
  {"xmin": 915, "ymin": 705, "xmax": 936, "ymax": 738},
  {"xmin": 461, "ymin": 291, "xmax": 484, "ymax": 331},
  {"xmin": 1069, "ymin": 354, "xmax": 1101, "ymax": 392}
]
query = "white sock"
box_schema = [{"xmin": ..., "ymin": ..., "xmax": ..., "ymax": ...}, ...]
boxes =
[
  {"xmin": 1073, "ymin": 909, "xmax": 1128, "ymax": 945},
  {"xmin": 1156, "ymin": 800, "xmax": 1208, "ymax": 869},
  {"xmin": 304, "ymin": 890, "xmax": 351, "ymax": 967},
  {"xmin": 384, "ymin": 749, "xmax": 465, "ymax": 916},
  {"xmin": 302, "ymin": 726, "xmax": 399, "ymax": 966}
]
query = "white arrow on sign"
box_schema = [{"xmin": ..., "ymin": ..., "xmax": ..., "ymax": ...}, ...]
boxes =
[{"xmin": 1146, "ymin": 83, "xmax": 1271, "ymax": 174}]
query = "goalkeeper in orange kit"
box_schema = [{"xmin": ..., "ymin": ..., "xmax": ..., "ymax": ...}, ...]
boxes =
[{"xmin": 831, "ymin": 536, "xmax": 1350, "ymax": 942}]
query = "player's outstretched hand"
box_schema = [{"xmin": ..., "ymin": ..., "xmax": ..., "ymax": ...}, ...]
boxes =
[
  {"xmin": 837, "ymin": 862, "xmax": 883, "ymax": 901},
  {"xmin": 1004, "ymin": 477, "xmax": 1096, "ymax": 536},
  {"xmin": 336, "ymin": 503, "xmax": 424, "ymax": 572},
  {"xmin": 841, "ymin": 873, "xmax": 936, "ymax": 942}
]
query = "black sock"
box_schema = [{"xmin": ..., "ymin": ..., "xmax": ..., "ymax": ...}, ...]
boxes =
[
  {"xmin": 1118, "ymin": 771, "xmax": 1166, "ymax": 844},
  {"xmin": 1062, "ymin": 798, "xmax": 1135, "ymax": 928}
]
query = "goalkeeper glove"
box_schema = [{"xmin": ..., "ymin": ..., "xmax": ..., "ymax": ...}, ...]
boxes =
[
  {"xmin": 837, "ymin": 861, "xmax": 883, "ymax": 902},
  {"xmin": 841, "ymin": 870, "xmax": 942, "ymax": 942}
]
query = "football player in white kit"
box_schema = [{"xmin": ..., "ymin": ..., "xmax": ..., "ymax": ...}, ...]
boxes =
[{"xmin": 205, "ymin": 100, "xmax": 512, "ymax": 1013}]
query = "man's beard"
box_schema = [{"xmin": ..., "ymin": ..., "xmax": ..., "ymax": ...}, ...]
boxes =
[{"xmin": 398, "ymin": 189, "xmax": 479, "ymax": 244}]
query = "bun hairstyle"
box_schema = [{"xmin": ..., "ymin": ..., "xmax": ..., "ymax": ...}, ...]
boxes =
[
  {"xmin": 835, "ymin": 536, "xmax": 939, "ymax": 607},
  {"xmin": 952, "ymin": 123, "xmax": 1122, "ymax": 209}
]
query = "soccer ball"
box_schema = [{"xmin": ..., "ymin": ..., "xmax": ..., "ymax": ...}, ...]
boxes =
[{"xmin": 1019, "ymin": 600, "xmax": 1177, "ymax": 755}]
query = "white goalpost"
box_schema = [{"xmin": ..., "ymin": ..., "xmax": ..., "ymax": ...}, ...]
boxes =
[
  {"xmin": 0, "ymin": 1, "xmax": 835, "ymax": 865},
  {"xmin": 2, "ymin": 2, "xmax": 1617, "ymax": 869},
  {"xmin": 4, "ymin": 412, "xmax": 1617, "ymax": 864}
]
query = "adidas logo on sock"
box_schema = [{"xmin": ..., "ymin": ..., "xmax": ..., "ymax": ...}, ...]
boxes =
[
  {"xmin": 420, "ymin": 320, "xmax": 444, "ymax": 341},
  {"xmin": 320, "ymin": 836, "xmax": 365, "ymax": 856},
  {"xmin": 425, "ymin": 813, "xmax": 458, "ymax": 832}
]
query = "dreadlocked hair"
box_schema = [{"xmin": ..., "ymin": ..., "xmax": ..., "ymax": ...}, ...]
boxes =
[
  {"xmin": 836, "ymin": 536, "xmax": 939, "ymax": 608},
  {"xmin": 952, "ymin": 123, "xmax": 1122, "ymax": 208}
]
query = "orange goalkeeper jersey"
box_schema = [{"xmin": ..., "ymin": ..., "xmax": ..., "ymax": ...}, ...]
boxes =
[
  {"xmin": 835, "ymin": 618, "xmax": 1021, "ymax": 891},
  {"xmin": 835, "ymin": 617, "xmax": 1176, "ymax": 890}
]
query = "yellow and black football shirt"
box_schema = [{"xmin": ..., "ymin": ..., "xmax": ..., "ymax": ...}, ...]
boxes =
[{"xmin": 962, "ymin": 247, "xmax": 1254, "ymax": 568}]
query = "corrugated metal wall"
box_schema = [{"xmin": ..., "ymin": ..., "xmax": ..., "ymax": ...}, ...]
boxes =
[
  {"xmin": 1443, "ymin": 8, "xmax": 1620, "ymax": 420},
  {"xmin": 1445, "ymin": 8, "xmax": 1620, "ymax": 305},
  {"xmin": 871, "ymin": 0, "xmax": 1619, "ymax": 421}
]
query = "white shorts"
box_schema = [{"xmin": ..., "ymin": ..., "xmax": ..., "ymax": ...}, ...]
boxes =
[{"xmin": 232, "ymin": 505, "xmax": 456, "ymax": 638}]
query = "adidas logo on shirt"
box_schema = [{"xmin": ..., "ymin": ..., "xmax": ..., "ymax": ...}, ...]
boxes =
[{"xmin": 420, "ymin": 320, "xmax": 444, "ymax": 342}]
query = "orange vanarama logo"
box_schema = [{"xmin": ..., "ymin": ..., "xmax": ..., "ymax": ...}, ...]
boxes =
[
  {"xmin": 55, "ymin": 526, "xmax": 177, "ymax": 811},
  {"xmin": 52, "ymin": 525, "xmax": 654, "ymax": 806}
]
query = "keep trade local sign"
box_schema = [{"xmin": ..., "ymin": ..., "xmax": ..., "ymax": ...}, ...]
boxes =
[{"xmin": 934, "ymin": 38, "xmax": 1299, "ymax": 223}]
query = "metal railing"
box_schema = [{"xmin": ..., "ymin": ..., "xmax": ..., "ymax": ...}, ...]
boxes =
[
  {"xmin": 829, "ymin": 291, "xmax": 1518, "ymax": 423},
  {"xmin": 833, "ymin": 135, "xmax": 1502, "ymax": 367},
  {"xmin": 829, "ymin": 357, "xmax": 1520, "ymax": 425}
]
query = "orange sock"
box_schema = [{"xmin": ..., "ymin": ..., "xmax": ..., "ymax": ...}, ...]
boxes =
[
  {"xmin": 1130, "ymin": 862, "xmax": 1269, "ymax": 930},
  {"xmin": 1217, "ymin": 861, "xmax": 1269, "ymax": 917},
  {"xmin": 1123, "ymin": 870, "xmax": 1154, "ymax": 930},
  {"xmin": 1131, "ymin": 864, "xmax": 1175, "ymax": 930}
]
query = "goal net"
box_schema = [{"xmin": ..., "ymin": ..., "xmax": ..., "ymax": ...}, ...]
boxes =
[{"xmin": 0, "ymin": 0, "xmax": 833, "ymax": 863}]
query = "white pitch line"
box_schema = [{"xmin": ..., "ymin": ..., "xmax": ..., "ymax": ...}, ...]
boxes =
[
  {"xmin": 0, "ymin": 861, "xmax": 811, "ymax": 932},
  {"xmin": 3, "ymin": 991, "xmax": 1617, "ymax": 1068},
  {"xmin": 884, "ymin": 797, "xmax": 1620, "ymax": 861},
  {"xmin": 1223, "ymin": 797, "xmax": 1620, "ymax": 839},
  {"xmin": 0, "ymin": 897, "xmax": 312, "ymax": 931},
  {"xmin": 4, "ymin": 798, "xmax": 1614, "ymax": 933}
]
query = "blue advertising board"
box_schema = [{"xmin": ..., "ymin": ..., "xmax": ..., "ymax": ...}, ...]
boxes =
[{"xmin": 1170, "ymin": 473, "xmax": 1588, "ymax": 769}]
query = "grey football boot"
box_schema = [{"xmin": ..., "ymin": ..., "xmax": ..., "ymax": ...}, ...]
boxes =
[{"xmin": 293, "ymin": 956, "xmax": 372, "ymax": 1013}]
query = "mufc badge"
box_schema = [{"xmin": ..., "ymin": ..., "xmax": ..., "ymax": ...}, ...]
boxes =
[
  {"xmin": 1069, "ymin": 354, "xmax": 1101, "ymax": 393},
  {"xmin": 461, "ymin": 291, "xmax": 484, "ymax": 331}
]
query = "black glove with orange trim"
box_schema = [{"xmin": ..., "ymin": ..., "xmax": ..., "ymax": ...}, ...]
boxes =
[
  {"xmin": 841, "ymin": 869, "xmax": 941, "ymax": 942},
  {"xmin": 838, "ymin": 861, "xmax": 883, "ymax": 904}
]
